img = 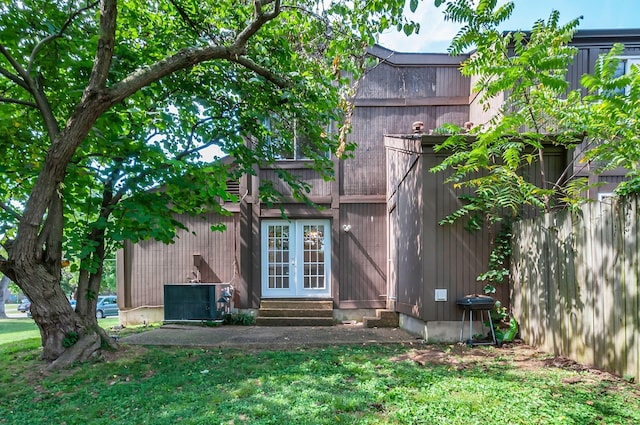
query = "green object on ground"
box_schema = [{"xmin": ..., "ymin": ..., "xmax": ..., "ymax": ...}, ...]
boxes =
[{"xmin": 495, "ymin": 318, "xmax": 519, "ymax": 343}]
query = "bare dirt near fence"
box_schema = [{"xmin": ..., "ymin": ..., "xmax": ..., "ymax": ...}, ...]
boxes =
[{"xmin": 394, "ymin": 341, "xmax": 640, "ymax": 391}]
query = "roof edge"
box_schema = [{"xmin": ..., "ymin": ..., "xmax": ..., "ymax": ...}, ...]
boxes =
[{"xmin": 367, "ymin": 44, "xmax": 468, "ymax": 66}]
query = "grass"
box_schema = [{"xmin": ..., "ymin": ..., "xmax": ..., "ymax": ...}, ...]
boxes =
[
  {"xmin": 1, "ymin": 319, "xmax": 639, "ymax": 425},
  {"xmin": 0, "ymin": 303, "xmax": 142, "ymax": 348},
  {"xmin": 0, "ymin": 317, "xmax": 121, "ymax": 345}
]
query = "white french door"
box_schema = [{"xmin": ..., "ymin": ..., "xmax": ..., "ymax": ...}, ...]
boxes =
[{"xmin": 261, "ymin": 219, "xmax": 331, "ymax": 298}]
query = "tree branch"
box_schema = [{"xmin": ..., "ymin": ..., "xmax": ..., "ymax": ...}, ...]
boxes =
[
  {"xmin": 0, "ymin": 46, "xmax": 59, "ymax": 140},
  {"xmin": 111, "ymin": 134, "xmax": 224, "ymax": 206},
  {"xmin": 237, "ymin": 0, "xmax": 281, "ymax": 48},
  {"xmin": 0, "ymin": 45, "xmax": 31, "ymax": 84},
  {"xmin": 108, "ymin": 45, "xmax": 229, "ymax": 104},
  {"xmin": 231, "ymin": 55, "xmax": 288, "ymax": 87},
  {"xmin": 0, "ymin": 97, "xmax": 38, "ymax": 108},
  {"xmin": 108, "ymin": 0, "xmax": 286, "ymax": 106},
  {"xmin": 167, "ymin": 0, "xmax": 211, "ymax": 39},
  {"xmin": 87, "ymin": 0, "xmax": 117, "ymax": 91},
  {"xmin": 13, "ymin": 0, "xmax": 288, "ymax": 261},
  {"xmin": 27, "ymin": 1, "xmax": 100, "ymax": 76},
  {"xmin": 0, "ymin": 200, "xmax": 22, "ymax": 221},
  {"xmin": 176, "ymin": 137, "xmax": 224, "ymax": 161},
  {"xmin": 0, "ymin": 65, "xmax": 29, "ymax": 90}
]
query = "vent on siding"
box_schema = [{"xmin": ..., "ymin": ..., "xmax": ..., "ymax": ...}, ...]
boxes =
[{"xmin": 226, "ymin": 179, "xmax": 240, "ymax": 197}]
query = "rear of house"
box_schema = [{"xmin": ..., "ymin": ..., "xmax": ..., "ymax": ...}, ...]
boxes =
[
  {"xmin": 116, "ymin": 30, "xmax": 640, "ymax": 340},
  {"xmin": 116, "ymin": 46, "xmax": 474, "ymax": 331}
]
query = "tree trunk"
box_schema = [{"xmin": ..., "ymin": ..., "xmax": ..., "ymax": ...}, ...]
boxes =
[
  {"xmin": 12, "ymin": 260, "xmax": 116, "ymax": 365},
  {"xmin": 0, "ymin": 275, "xmax": 9, "ymax": 319}
]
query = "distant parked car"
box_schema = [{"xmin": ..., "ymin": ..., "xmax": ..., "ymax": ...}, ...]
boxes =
[
  {"xmin": 17, "ymin": 299, "xmax": 30, "ymax": 313},
  {"xmin": 96, "ymin": 295, "xmax": 118, "ymax": 319}
]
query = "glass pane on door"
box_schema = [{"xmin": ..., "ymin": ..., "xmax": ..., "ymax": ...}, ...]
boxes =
[
  {"xmin": 302, "ymin": 224, "xmax": 325, "ymax": 290},
  {"xmin": 266, "ymin": 224, "xmax": 290, "ymax": 289}
]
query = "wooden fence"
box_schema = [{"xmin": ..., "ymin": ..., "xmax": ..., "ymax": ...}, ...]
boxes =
[{"xmin": 512, "ymin": 195, "xmax": 640, "ymax": 381}]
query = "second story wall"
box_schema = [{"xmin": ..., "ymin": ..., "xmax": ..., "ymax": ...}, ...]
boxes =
[
  {"xmin": 342, "ymin": 47, "xmax": 471, "ymax": 197},
  {"xmin": 567, "ymin": 30, "xmax": 640, "ymax": 94}
]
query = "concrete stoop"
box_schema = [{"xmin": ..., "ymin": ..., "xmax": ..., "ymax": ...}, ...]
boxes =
[
  {"xmin": 363, "ymin": 309, "xmax": 399, "ymax": 328},
  {"xmin": 255, "ymin": 299, "xmax": 335, "ymax": 326}
]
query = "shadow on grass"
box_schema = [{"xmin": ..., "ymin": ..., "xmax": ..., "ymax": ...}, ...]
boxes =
[{"xmin": 1, "ymin": 343, "xmax": 638, "ymax": 425}]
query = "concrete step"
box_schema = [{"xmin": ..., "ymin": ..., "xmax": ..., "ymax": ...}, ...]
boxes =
[
  {"xmin": 260, "ymin": 299, "xmax": 333, "ymax": 310},
  {"xmin": 255, "ymin": 317, "xmax": 335, "ymax": 326},
  {"xmin": 257, "ymin": 299, "xmax": 335, "ymax": 326},
  {"xmin": 363, "ymin": 309, "xmax": 399, "ymax": 328},
  {"xmin": 258, "ymin": 308, "xmax": 334, "ymax": 318}
]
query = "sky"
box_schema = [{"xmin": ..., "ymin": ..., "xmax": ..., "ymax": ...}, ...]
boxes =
[{"xmin": 377, "ymin": 0, "xmax": 640, "ymax": 53}]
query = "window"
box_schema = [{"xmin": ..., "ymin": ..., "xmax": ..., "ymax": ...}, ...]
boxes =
[
  {"xmin": 610, "ymin": 56, "xmax": 640, "ymax": 95},
  {"xmin": 263, "ymin": 117, "xmax": 330, "ymax": 161}
]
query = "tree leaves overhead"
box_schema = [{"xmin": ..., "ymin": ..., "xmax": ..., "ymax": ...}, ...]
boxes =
[
  {"xmin": 0, "ymin": 0, "xmax": 422, "ymax": 362},
  {"xmin": 0, "ymin": 0, "xmax": 420, "ymax": 254},
  {"xmin": 434, "ymin": 0, "xmax": 640, "ymax": 288},
  {"xmin": 433, "ymin": 0, "xmax": 585, "ymax": 226}
]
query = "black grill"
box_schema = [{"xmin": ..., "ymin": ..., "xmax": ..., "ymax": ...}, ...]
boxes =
[
  {"xmin": 456, "ymin": 295, "xmax": 497, "ymax": 346},
  {"xmin": 456, "ymin": 295, "xmax": 496, "ymax": 310}
]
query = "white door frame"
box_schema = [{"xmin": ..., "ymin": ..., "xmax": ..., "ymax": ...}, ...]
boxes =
[{"xmin": 261, "ymin": 219, "xmax": 331, "ymax": 298}]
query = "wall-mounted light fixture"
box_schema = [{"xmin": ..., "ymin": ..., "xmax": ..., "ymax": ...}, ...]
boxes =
[{"xmin": 342, "ymin": 224, "xmax": 352, "ymax": 233}]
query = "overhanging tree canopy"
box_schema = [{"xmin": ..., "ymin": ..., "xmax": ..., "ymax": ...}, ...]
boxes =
[
  {"xmin": 433, "ymin": 0, "xmax": 640, "ymax": 292},
  {"xmin": 0, "ymin": 0, "xmax": 422, "ymax": 367}
]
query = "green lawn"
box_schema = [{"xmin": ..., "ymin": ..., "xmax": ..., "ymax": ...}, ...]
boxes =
[
  {"xmin": 0, "ymin": 317, "xmax": 120, "ymax": 345},
  {"xmin": 4, "ymin": 303, "xmax": 19, "ymax": 315},
  {"xmin": 0, "ymin": 321, "xmax": 638, "ymax": 425}
]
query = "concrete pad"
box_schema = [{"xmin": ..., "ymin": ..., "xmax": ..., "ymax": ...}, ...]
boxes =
[{"xmin": 121, "ymin": 323, "xmax": 420, "ymax": 349}]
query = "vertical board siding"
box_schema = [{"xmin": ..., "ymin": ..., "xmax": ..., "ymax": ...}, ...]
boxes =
[
  {"xmin": 436, "ymin": 67, "xmax": 470, "ymax": 97},
  {"xmin": 260, "ymin": 168, "xmax": 331, "ymax": 197},
  {"xmin": 567, "ymin": 48, "xmax": 590, "ymax": 93},
  {"xmin": 126, "ymin": 213, "xmax": 236, "ymax": 308},
  {"xmin": 434, "ymin": 106, "xmax": 469, "ymax": 128},
  {"xmin": 395, "ymin": 157, "xmax": 424, "ymax": 317},
  {"xmin": 429, "ymin": 153, "xmax": 493, "ymax": 321},
  {"xmin": 387, "ymin": 136, "xmax": 567, "ymax": 323},
  {"xmin": 512, "ymin": 195, "xmax": 640, "ymax": 381},
  {"xmin": 345, "ymin": 105, "xmax": 469, "ymax": 196},
  {"xmin": 338, "ymin": 204, "xmax": 387, "ymax": 303},
  {"xmin": 358, "ymin": 63, "xmax": 437, "ymax": 99},
  {"xmin": 346, "ymin": 59, "xmax": 470, "ymax": 197}
]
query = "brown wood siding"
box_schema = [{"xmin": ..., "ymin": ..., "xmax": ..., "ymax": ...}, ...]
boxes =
[
  {"xmin": 386, "ymin": 135, "xmax": 568, "ymax": 323},
  {"xmin": 259, "ymin": 167, "xmax": 331, "ymax": 197},
  {"xmin": 344, "ymin": 105, "xmax": 470, "ymax": 196},
  {"xmin": 344, "ymin": 58, "xmax": 470, "ymax": 198},
  {"xmin": 436, "ymin": 67, "xmax": 470, "ymax": 97},
  {"xmin": 566, "ymin": 48, "xmax": 589, "ymax": 93},
  {"xmin": 567, "ymin": 45, "xmax": 640, "ymax": 93},
  {"xmin": 434, "ymin": 105, "xmax": 470, "ymax": 128},
  {"xmin": 428, "ymin": 153, "xmax": 494, "ymax": 322},
  {"xmin": 394, "ymin": 157, "xmax": 424, "ymax": 318},
  {"xmin": 337, "ymin": 203, "xmax": 387, "ymax": 306},
  {"xmin": 358, "ymin": 63, "xmax": 436, "ymax": 99},
  {"xmin": 124, "ymin": 213, "xmax": 237, "ymax": 309}
]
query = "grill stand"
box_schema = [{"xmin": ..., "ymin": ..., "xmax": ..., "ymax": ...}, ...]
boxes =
[{"xmin": 458, "ymin": 306, "xmax": 498, "ymax": 347}]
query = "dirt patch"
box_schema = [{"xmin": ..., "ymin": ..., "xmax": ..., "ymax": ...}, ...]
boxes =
[{"xmin": 392, "ymin": 341, "xmax": 636, "ymax": 386}]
